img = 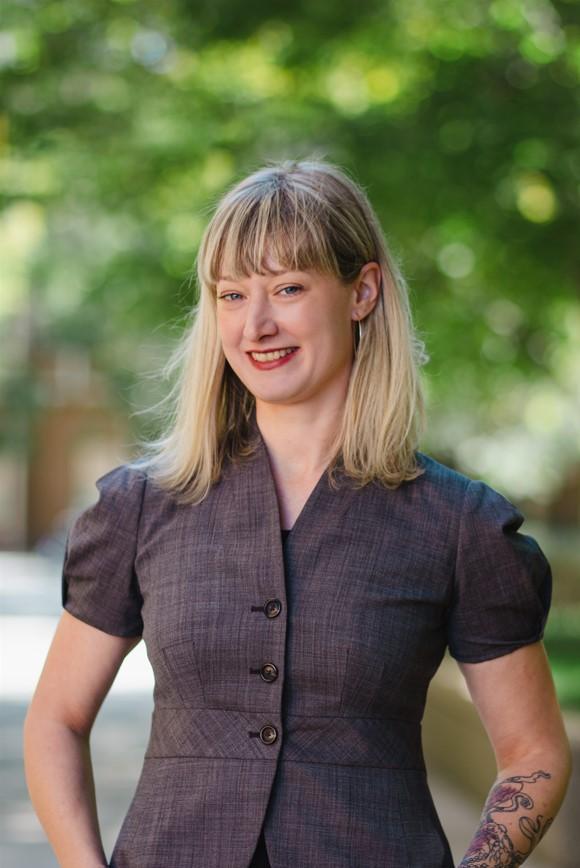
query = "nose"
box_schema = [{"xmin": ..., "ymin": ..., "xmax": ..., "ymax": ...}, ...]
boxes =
[{"xmin": 242, "ymin": 295, "xmax": 278, "ymax": 343}]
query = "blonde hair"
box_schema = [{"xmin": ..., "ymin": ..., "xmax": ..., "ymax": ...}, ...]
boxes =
[{"xmin": 128, "ymin": 157, "xmax": 429, "ymax": 503}]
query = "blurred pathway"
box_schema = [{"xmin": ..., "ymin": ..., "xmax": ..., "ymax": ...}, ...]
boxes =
[{"xmin": 0, "ymin": 552, "xmax": 553, "ymax": 867}]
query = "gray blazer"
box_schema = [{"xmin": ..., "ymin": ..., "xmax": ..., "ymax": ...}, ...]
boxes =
[{"xmin": 61, "ymin": 412, "xmax": 551, "ymax": 868}]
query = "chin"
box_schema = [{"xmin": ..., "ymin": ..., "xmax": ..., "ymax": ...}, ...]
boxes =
[{"xmin": 253, "ymin": 387, "xmax": 302, "ymax": 405}]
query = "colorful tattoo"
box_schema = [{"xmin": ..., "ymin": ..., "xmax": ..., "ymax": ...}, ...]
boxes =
[{"xmin": 458, "ymin": 770, "xmax": 553, "ymax": 867}]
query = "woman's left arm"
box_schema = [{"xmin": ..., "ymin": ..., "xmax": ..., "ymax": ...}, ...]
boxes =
[{"xmin": 456, "ymin": 640, "xmax": 572, "ymax": 867}]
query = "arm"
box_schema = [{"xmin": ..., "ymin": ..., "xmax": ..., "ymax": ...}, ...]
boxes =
[
  {"xmin": 23, "ymin": 610, "xmax": 141, "ymax": 868},
  {"xmin": 456, "ymin": 641, "xmax": 572, "ymax": 867}
]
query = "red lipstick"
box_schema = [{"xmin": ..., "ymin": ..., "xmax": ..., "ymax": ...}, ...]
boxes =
[{"xmin": 247, "ymin": 347, "xmax": 299, "ymax": 371}]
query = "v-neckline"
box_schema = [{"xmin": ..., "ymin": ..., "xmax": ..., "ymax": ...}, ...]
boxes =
[
  {"xmin": 249, "ymin": 412, "xmax": 334, "ymax": 541},
  {"xmin": 217, "ymin": 408, "xmax": 359, "ymax": 583}
]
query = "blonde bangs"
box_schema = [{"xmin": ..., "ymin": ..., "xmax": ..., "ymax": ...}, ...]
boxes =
[{"xmin": 199, "ymin": 172, "xmax": 350, "ymax": 297}]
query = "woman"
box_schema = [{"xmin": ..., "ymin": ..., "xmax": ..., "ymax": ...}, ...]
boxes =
[{"xmin": 24, "ymin": 158, "xmax": 571, "ymax": 868}]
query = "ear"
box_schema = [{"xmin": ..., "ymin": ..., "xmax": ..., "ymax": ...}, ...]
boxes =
[{"xmin": 351, "ymin": 261, "xmax": 381, "ymax": 320}]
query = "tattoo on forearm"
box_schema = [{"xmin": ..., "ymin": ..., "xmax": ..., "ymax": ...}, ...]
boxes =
[{"xmin": 458, "ymin": 770, "xmax": 553, "ymax": 867}]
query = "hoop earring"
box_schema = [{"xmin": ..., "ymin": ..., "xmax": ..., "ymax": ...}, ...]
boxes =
[{"xmin": 353, "ymin": 317, "xmax": 363, "ymax": 354}]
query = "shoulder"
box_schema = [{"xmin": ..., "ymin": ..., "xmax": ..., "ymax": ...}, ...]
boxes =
[
  {"xmin": 412, "ymin": 450, "xmax": 472, "ymax": 505},
  {"xmin": 64, "ymin": 462, "xmax": 150, "ymax": 571},
  {"xmin": 70, "ymin": 461, "xmax": 149, "ymax": 536},
  {"xmin": 413, "ymin": 450, "xmax": 520, "ymax": 525},
  {"xmin": 94, "ymin": 461, "xmax": 148, "ymax": 501}
]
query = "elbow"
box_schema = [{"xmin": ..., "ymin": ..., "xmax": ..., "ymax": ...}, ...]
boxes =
[
  {"xmin": 497, "ymin": 732, "xmax": 574, "ymax": 788},
  {"xmin": 23, "ymin": 702, "xmax": 51, "ymax": 757},
  {"xmin": 22, "ymin": 704, "xmax": 45, "ymax": 778},
  {"xmin": 559, "ymin": 735, "xmax": 574, "ymax": 791},
  {"xmin": 23, "ymin": 700, "xmax": 42, "ymax": 749},
  {"xmin": 23, "ymin": 699, "xmax": 93, "ymax": 747},
  {"xmin": 546, "ymin": 735, "xmax": 574, "ymax": 794}
]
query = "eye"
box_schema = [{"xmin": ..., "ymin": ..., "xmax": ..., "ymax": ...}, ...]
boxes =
[{"xmin": 217, "ymin": 285, "xmax": 302, "ymax": 302}]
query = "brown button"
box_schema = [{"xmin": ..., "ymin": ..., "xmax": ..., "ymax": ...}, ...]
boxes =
[
  {"xmin": 264, "ymin": 598, "xmax": 282, "ymax": 618},
  {"xmin": 260, "ymin": 663, "xmax": 278, "ymax": 682},
  {"xmin": 259, "ymin": 724, "xmax": 278, "ymax": 745}
]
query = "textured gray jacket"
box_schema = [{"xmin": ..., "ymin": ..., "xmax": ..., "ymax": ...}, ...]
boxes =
[{"xmin": 62, "ymin": 413, "xmax": 551, "ymax": 868}]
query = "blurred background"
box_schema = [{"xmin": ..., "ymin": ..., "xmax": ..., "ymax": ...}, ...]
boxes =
[{"xmin": 1, "ymin": 0, "xmax": 579, "ymax": 865}]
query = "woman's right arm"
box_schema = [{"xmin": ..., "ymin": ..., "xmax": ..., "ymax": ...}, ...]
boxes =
[{"xmin": 23, "ymin": 610, "xmax": 141, "ymax": 868}]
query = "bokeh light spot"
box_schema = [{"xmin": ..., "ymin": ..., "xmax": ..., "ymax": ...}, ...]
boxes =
[
  {"xmin": 515, "ymin": 171, "xmax": 558, "ymax": 222},
  {"xmin": 437, "ymin": 242, "xmax": 475, "ymax": 279}
]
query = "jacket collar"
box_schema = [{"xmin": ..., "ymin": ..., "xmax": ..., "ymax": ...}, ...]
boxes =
[{"xmin": 219, "ymin": 406, "xmax": 358, "ymax": 558}]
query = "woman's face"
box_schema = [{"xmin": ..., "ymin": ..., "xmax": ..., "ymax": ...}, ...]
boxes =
[{"xmin": 215, "ymin": 253, "xmax": 379, "ymax": 411}]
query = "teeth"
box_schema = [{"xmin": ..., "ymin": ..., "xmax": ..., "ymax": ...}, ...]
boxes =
[{"xmin": 251, "ymin": 347, "xmax": 296, "ymax": 362}]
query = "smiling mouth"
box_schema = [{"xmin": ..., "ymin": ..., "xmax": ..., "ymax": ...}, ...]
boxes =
[{"xmin": 248, "ymin": 347, "xmax": 298, "ymax": 361}]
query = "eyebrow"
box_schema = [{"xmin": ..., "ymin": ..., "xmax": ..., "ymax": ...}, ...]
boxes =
[{"xmin": 217, "ymin": 268, "xmax": 302, "ymax": 283}]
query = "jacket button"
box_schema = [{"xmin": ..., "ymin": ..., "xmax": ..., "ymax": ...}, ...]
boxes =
[
  {"xmin": 259, "ymin": 724, "xmax": 278, "ymax": 744},
  {"xmin": 264, "ymin": 598, "xmax": 282, "ymax": 618},
  {"xmin": 260, "ymin": 663, "xmax": 278, "ymax": 682}
]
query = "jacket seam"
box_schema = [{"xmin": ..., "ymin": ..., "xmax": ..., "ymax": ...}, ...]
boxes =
[
  {"xmin": 134, "ymin": 467, "xmax": 147, "ymax": 563},
  {"xmin": 153, "ymin": 707, "xmax": 420, "ymax": 723},
  {"xmin": 133, "ymin": 466, "xmax": 148, "ymax": 597},
  {"xmin": 452, "ymin": 477, "xmax": 472, "ymax": 595},
  {"xmin": 445, "ymin": 478, "xmax": 473, "ymax": 657},
  {"xmin": 142, "ymin": 755, "xmax": 426, "ymax": 770}
]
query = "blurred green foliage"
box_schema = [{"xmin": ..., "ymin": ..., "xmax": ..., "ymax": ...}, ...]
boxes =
[
  {"xmin": 545, "ymin": 605, "xmax": 580, "ymax": 709},
  {"xmin": 1, "ymin": 0, "xmax": 579, "ymax": 500}
]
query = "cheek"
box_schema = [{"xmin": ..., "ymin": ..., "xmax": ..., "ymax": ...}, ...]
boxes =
[
  {"xmin": 216, "ymin": 316, "xmax": 237, "ymax": 351},
  {"xmin": 310, "ymin": 311, "xmax": 352, "ymax": 351},
  {"xmin": 216, "ymin": 320, "xmax": 248, "ymax": 374}
]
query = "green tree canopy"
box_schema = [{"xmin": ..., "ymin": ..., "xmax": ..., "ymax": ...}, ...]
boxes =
[{"xmin": 2, "ymin": 0, "xmax": 579, "ymax": 500}]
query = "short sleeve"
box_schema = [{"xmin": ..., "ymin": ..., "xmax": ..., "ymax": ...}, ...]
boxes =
[
  {"xmin": 447, "ymin": 478, "xmax": 552, "ymax": 663},
  {"xmin": 61, "ymin": 463, "xmax": 147, "ymax": 638}
]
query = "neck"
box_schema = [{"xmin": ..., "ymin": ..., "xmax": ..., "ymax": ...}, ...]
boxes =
[{"xmin": 253, "ymin": 399, "xmax": 343, "ymax": 480}]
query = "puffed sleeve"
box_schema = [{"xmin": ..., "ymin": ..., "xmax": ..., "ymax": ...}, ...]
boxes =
[
  {"xmin": 61, "ymin": 463, "xmax": 147, "ymax": 638},
  {"xmin": 447, "ymin": 478, "xmax": 552, "ymax": 663}
]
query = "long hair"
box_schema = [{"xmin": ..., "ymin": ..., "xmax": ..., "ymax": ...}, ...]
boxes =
[{"xmin": 128, "ymin": 157, "xmax": 429, "ymax": 503}]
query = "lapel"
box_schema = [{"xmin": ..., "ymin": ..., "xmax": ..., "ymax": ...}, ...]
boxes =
[{"xmin": 217, "ymin": 407, "xmax": 360, "ymax": 592}]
